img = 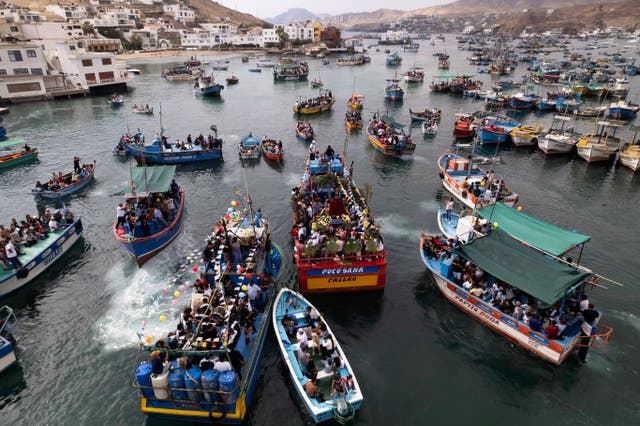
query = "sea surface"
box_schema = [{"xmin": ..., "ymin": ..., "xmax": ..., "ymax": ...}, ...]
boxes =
[{"xmin": 1, "ymin": 37, "xmax": 639, "ymax": 425}]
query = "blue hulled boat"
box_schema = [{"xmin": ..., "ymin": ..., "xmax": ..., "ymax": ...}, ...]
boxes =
[
  {"xmin": 239, "ymin": 133, "xmax": 261, "ymax": 160},
  {"xmin": 125, "ymin": 129, "xmax": 223, "ymax": 165},
  {"xmin": 0, "ymin": 306, "xmax": 17, "ymax": 373},
  {"xmin": 384, "ymin": 79, "xmax": 404, "ymax": 101},
  {"xmin": 536, "ymin": 98, "xmax": 557, "ymax": 111},
  {"xmin": 32, "ymin": 161, "xmax": 95, "ymax": 199},
  {"xmin": 108, "ymin": 94, "xmax": 124, "ymax": 107},
  {"xmin": 385, "ymin": 52, "xmax": 402, "ymax": 66},
  {"xmin": 113, "ymin": 166, "xmax": 184, "ymax": 266},
  {"xmin": 477, "ymin": 124, "xmax": 508, "ymax": 144},
  {"xmin": 608, "ymin": 100, "xmax": 639, "ymax": 120},
  {"xmin": 194, "ymin": 74, "xmax": 224, "ymax": 97},
  {"xmin": 133, "ymin": 203, "xmax": 284, "ymax": 423},
  {"xmin": 273, "ymin": 288, "xmax": 364, "ymax": 423},
  {"xmin": 509, "ymin": 93, "xmax": 538, "ymax": 109},
  {"xmin": 0, "ymin": 215, "xmax": 83, "ymax": 297}
]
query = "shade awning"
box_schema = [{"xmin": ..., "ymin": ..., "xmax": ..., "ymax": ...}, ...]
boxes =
[
  {"xmin": 381, "ymin": 115, "xmax": 405, "ymax": 129},
  {"xmin": 454, "ymin": 230, "xmax": 591, "ymax": 306},
  {"xmin": 0, "ymin": 138, "xmax": 27, "ymax": 149},
  {"xmin": 475, "ymin": 203, "xmax": 590, "ymax": 256},
  {"xmin": 116, "ymin": 165, "xmax": 176, "ymax": 196}
]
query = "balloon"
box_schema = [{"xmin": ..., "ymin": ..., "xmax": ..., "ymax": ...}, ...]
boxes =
[
  {"xmin": 159, "ymin": 315, "xmax": 167, "ymax": 322},
  {"xmin": 171, "ymin": 300, "xmax": 178, "ymax": 306},
  {"xmin": 231, "ymin": 200, "xmax": 239, "ymax": 207},
  {"xmin": 174, "ymin": 291, "xmax": 181, "ymax": 298},
  {"xmin": 246, "ymin": 273, "xmax": 253, "ymax": 279},
  {"xmin": 192, "ymin": 266, "xmax": 199, "ymax": 272},
  {"xmin": 517, "ymin": 206, "xmax": 523, "ymax": 212},
  {"xmin": 224, "ymin": 214, "xmax": 231, "ymax": 220},
  {"xmin": 241, "ymin": 285, "xmax": 248, "ymax": 291},
  {"xmin": 493, "ymin": 222, "xmax": 499, "ymax": 229},
  {"xmin": 179, "ymin": 285, "xmax": 186, "ymax": 291},
  {"xmin": 162, "ymin": 289, "xmax": 168, "ymax": 294},
  {"xmin": 145, "ymin": 336, "xmax": 153, "ymax": 344}
]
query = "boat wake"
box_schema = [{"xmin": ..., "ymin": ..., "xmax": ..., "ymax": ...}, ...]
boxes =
[
  {"xmin": 94, "ymin": 253, "xmax": 203, "ymax": 351},
  {"xmin": 376, "ymin": 214, "xmax": 422, "ymax": 240}
]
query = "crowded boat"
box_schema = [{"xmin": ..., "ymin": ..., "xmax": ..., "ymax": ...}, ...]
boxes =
[{"xmin": 366, "ymin": 115, "xmax": 416, "ymax": 156}]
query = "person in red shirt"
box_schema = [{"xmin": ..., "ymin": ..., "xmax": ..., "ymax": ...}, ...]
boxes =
[{"xmin": 545, "ymin": 320, "xmax": 560, "ymax": 340}]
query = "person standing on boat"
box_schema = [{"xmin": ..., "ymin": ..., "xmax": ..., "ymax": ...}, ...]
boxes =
[
  {"xmin": 73, "ymin": 156, "xmax": 81, "ymax": 174},
  {"xmin": 445, "ymin": 198, "xmax": 454, "ymax": 221},
  {"xmin": 578, "ymin": 304, "xmax": 600, "ymax": 363},
  {"xmin": 4, "ymin": 240, "xmax": 21, "ymax": 269},
  {"xmin": 150, "ymin": 347, "xmax": 169, "ymax": 375}
]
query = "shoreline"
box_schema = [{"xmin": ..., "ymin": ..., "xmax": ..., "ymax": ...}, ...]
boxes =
[{"xmin": 116, "ymin": 49, "xmax": 265, "ymax": 61}]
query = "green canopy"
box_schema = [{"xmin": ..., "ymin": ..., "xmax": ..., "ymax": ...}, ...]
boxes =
[
  {"xmin": 0, "ymin": 138, "xmax": 27, "ymax": 149},
  {"xmin": 435, "ymin": 73, "xmax": 454, "ymax": 78},
  {"xmin": 455, "ymin": 230, "xmax": 590, "ymax": 306},
  {"xmin": 475, "ymin": 203, "xmax": 590, "ymax": 256},
  {"xmin": 381, "ymin": 115, "xmax": 405, "ymax": 129},
  {"xmin": 116, "ymin": 166, "xmax": 176, "ymax": 196}
]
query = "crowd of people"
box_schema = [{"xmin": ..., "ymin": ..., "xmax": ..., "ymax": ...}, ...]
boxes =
[
  {"xmin": 164, "ymin": 133, "xmax": 223, "ymax": 152},
  {"xmin": 274, "ymin": 61, "xmax": 309, "ymax": 78},
  {"xmin": 460, "ymin": 169, "xmax": 514, "ymax": 203},
  {"xmin": 345, "ymin": 111, "xmax": 362, "ymax": 127},
  {"xmin": 34, "ymin": 157, "xmax": 93, "ymax": 192},
  {"xmin": 370, "ymin": 116, "xmax": 412, "ymax": 147},
  {"xmin": 291, "ymin": 148, "xmax": 384, "ymax": 262},
  {"xmin": 295, "ymin": 90, "xmax": 334, "ymax": 111},
  {"xmin": 348, "ymin": 95, "xmax": 363, "ymax": 109},
  {"xmin": 115, "ymin": 180, "xmax": 181, "ymax": 238},
  {"xmin": 262, "ymin": 138, "xmax": 283, "ymax": 156},
  {"xmin": 296, "ymin": 121, "xmax": 314, "ymax": 139},
  {"xmin": 0, "ymin": 207, "xmax": 74, "ymax": 271},
  {"xmin": 280, "ymin": 304, "xmax": 355, "ymax": 403},
  {"xmin": 421, "ymin": 233, "xmax": 601, "ymax": 362}
]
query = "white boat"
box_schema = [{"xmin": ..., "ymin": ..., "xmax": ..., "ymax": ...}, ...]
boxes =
[
  {"xmin": 0, "ymin": 306, "xmax": 17, "ymax": 373},
  {"xmin": 576, "ymin": 121, "xmax": 622, "ymax": 163},
  {"xmin": 421, "ymin": 121, "xmax": 438, "ymax": 135},
  {"xmin": 619, "ymin": 144, "xmax": 640, "ymax": 171},
  {"xmin": 132, "ymin": 105, "xmax": 153, "ymax": 114},
  {"xmin": 272, "ymin": 288, "xmax": 363, "ymax": 424},
  {"xmin": 538, "ymin": 115, "xmax": 578, "ymax": 154}
]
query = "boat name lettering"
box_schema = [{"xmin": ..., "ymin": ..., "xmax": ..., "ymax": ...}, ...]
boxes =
[
  {"xmin": 321, "ymin": 267, "xmax": 364, "ymax": 275},
  {"xmin": 328, "ymin": 277, "xmax": 356, "ymax": 283},
  {"xmin": 479, "ymin": 310, "xmax": 500, "ymax": 326},
  {"xmin": 455, "ymin": 295, "xmax": 479, "ymax": 313},
  {"xmin": 43, "ymin": 246, "xmax": 63, "ymax": 266}
]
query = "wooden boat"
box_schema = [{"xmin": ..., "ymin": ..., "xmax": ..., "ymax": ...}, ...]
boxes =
[
  {"xmin": 261, "ymin": 138, "xmax": 283, "ymax": 161},
  {"xmin": 0, "ymin": 143, "xmax": 38, "ymax": 170},
  {"xmin": 347, "ymin": 94, "xmax": 364, "ymax": 111},
  {"xmin": 225, "ymin": 75, "xmax": 239, "ymax": 85},
  {"xmin": 239, "ymin": 133, "xmax": 261, "ymax": 160},
  {"xmin": 420, "ymin": 209, "xmax": 612, "ymax": 365},
  {"xmin": 510, "ymin": 125, "xmax": 547, "ymax": 147},
  {"xmin": 194, "ymin": 74, "xmax": 224, "ymax": 97},
  {"xmin": 135, "ymin": 205, "xmax": 283, "ymax": 423},
  {"xmin": 272, "ymin": 288, "xmax": 364, "ymax": 423},
  {"xmin": 366, "ymin": 116, "xmax": 416, "ymax": 156},
  {"xmin": 576, "ymin": 121, "xmax": 622, "ymax": 163},
  {"xmin": 384, "ymin": 79, "xmax": 403, "ymax": 101},
  {"xmin": 273, "ymin": 58, "xmax": 309, "ymax": 81},
  {"xmin": 608, "ymin": 100, "xmax": 639, "ymax": 120},
  {"xmin": 453, "ymin": 113, "xmax": 477, "ymax": 139},
  {"xmin": 291, "ymin": 152, "xmax": 387, "ymax": 293},
  {"xmin": 573, "ymin": 105, "xmax": 607, "ymax": 117},
  {"xmin": 0, "ymin": 306, "xmax": 17, "ymax": 373},
  {"xmin": 310, "ymin": 78, "xmax": 323, "ymax": 88},
  {"xmin": 556, "ymin": 98, "xmax": 582, "ymax": 114},
  {"xmin": 126, "ymin": 130, "xmax": 223, "ymax": 164},
  {"xmin": 403, "ymin": 66, "xmax": 424, "ymax": 83},
  {"xmin": 422, "ymin": 121, "xmax": 438, "ymax": 136},
  {"xmin": 113, "ymin": 166, "xmax": 184, "ymax": 266},
  {"xmin": 385, "ymin": 52, "xmax": 402, "ymax": 66},
  {"xmin": 161, "ymin": 67, "xmax": 200, "ymax": 81},
  {"xmin": 132, "ymin": 105, "xmax": 153, "ymax": 114},
  {"xmin": 437, "ymin": 151, "xmax": 518, "ymax": 209},
  {"xmin": 293, "ymin": 92, "xmax": 336, "ymax": 115},
  {"xmin": 32, "ymin": 160, "xmax": 95, "ymax": 199},
  {"xmin": 345, "ymin": 114, "xmax": 363, "ymax": 132},
  {"xmin": 0, "ymin": 215, "xmax": 83, "ymax": 297},
  {"xmin": 618, "ymin": 125, "xmax": 640, "ymax": 171},
  {"xmin": 409, "ymin": 108, "xmax": 442, "ymax": 122},
  {"xmin": 296, "ymin": 121, "xmax": 315, "ymax": 141},
  {"xmin": 538, "ymin": 115, "xmax": 579, "ymax": 155},
  {"xmin": 108, "ymin": 95, "xmax": 124, "ymax": 107}
]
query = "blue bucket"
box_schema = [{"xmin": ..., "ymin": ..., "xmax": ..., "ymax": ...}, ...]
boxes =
[
  {"xmin": 185, "ymin": 366, "xmax": 202, "ymax": 402},
  {"xmin": 135, "ymin": 362, "xmax": 154, "ymax": 399},
  {"xmin": 200, "ymin": 369, "xmax": 219, "ymax": 403}
]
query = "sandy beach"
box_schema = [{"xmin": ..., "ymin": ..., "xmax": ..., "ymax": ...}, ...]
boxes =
[{"xmin": 116, "ymin": 48, "xmax": 264, "ymax": 60}]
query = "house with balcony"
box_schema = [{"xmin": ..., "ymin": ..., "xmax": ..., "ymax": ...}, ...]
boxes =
[{"xmin": 163, "ymin": 4, "xmax": 195, "ymax": 25}]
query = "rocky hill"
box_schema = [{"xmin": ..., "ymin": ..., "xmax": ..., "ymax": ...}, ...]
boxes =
[
  {"xmin": 410, "ymin": 0, "xmax": 604, "ymax": 16},
  {"xmin": 266, "ymin": 8, "xmax": 325, "ymax": 24}
]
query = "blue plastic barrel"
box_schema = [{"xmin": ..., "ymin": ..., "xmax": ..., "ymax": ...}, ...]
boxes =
[
  {"xmin": 185, "ymin": 366, "xmax": 202, "ymax": 402},
  {"xmin": 168, "ymin": 363, "xmax": 187, "ymax": 401},
  {"xmin": 200, "ymin": 369, "xmax": 219, "ymax": 403},
  {"xmin": 135, "ymin": 362, "xmax": 154, "ymax": 399},
  {"xmin": 218, "ymin": 370, "xmax": 239, "ymax": 404}
]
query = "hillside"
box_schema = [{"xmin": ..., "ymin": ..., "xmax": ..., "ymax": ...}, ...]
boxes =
[
  {"xmin": 410, "ymin": 0, "xmax": 603, "ymax": 16},
  {"xmin": 267, "ymin": 8, "xmax": 324, "ymax": 24}
]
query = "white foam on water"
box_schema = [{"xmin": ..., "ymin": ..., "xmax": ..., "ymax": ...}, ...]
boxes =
[
  {"xmin": 94, "ymin": 260, "xmax": 196, "ymax": 351},
  {"xmin": 286, "ymin": 172, "xmax": 301, "ymax": 187},
  {"xmin": 376, "ymin": 214, "xmax": 421, "ymax": 240},
  {"xmin": 419, "ymin": 199, "xmax": 441, "ymax": 212}
]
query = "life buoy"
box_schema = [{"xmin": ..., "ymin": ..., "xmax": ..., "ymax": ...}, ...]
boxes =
[
  {"xmin": 461, "ymin": 190, "xmax": 467, "ymax": 198},
  {"xmin": 438, "ymin": 172, "xmax": 444, "ymax": 179},
  {"xmin": 16, "ymin": 267, "xmax": 29, "ymax": 279}
]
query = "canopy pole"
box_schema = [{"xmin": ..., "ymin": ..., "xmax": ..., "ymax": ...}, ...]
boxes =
[
  {"xmin": 576, "ymin": 243, "xmax": 584, "ymax": 266},
  {"xmin": 594, "ymin": 274, "xmax": 624, "ymax": 287}
]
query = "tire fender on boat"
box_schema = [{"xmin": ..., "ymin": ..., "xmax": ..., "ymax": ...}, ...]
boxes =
[
  {"xmin": 462, "ymin": 190, "xmax": 467, "ymax": 198},
  {"xmin": 439, "ymin": 172, "xmax": 444, "ymax": 179},
  {"xmin": 16, "ymin": 267, "xmax": 29, "ymax": 279}
]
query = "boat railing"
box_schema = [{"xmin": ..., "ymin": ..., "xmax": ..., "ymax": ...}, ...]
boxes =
[
  {"xmin": 574, "ymin": 323, "xmax": 614, "ymax": 349},
  {"xmin": 132, "ymin": 377, "xmax": 240, "ymax": 405},
  {"xmin": 297, "ymin": 251, "xmax": 387, "ymax": 267}
]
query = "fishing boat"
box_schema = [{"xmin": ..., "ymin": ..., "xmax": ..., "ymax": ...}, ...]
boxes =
[
  {"xmin": 295, "ymin": 121, "xmax": 315, "ymax": 142},
  {"xmin": 538, "ymin": 115, "xmax": 579, "ymax": 155},
  {"xmin": 310, "ymin": 77, "xmax": 323, "ymax": 88},
  {"xmin": 291, "ymin": 152, "xmax": 387, "ymax": 293},
  {"xmin": 32, "ymin": 160, "xmax": 96, "ymax": 199},
  {"xmin": 134, "ymin": 202, "xmax": 284, "ymax": 423},
  {"xmin": 573, "ymin": 105, "xmax": 607, "ymax": 118},
  {"xmin": 347, "ymin": 95, "xmax": 364, "ymax": 111},
  {"xmin": 211, "ymin": 62, "xmax": 228, "ymax": 71},
  {"xmin": 509, "ymin": 93, "xmax": 538, "ymax": 110},
  {"xmin": 510, "ymin": 125, "xmax": 547, "ymax": 147},
  {"xmin": 272, "ymin": 288, "xmax": 364, "ymax": 423},
  {"xmin": 0, "ymin": 117, "xmax": 6, "ymax": 139},
  {"xmin": 403, "ymin": 67, "xmax": 424, "ymax": 83},
  {"xmin": 293, "ymin": 90, "xmax": 336, "ymax": 115},
  {"xmin": 576, "ymin": 121, "xmax": 622, "ymax": 163},
  {"xmin": 162, "ymin": 67, "xmax": 200, "ymax": 81},
  {"xmin": 556, "ymin": 98, "xmax": 583, "ymax": 114},
  {"xmin": 132, "ymin": 104, "xmax": 154, "ymax": 114},
  {"xmin": 437, "ymin": 151, "xmax": 518, "ymax": 209},
  {"xmin": 238, "ymin": 133, "xmax": 261, "ymax": 160},
  {"xmin": 384, "ymin": 79, "xmax": 404, "ymax": 101},
  {"xmin": 437, "ymin": 57, "xmax": 450, "ymax": 70},
  {"xmin": 248, "ymin": 68, "xmax": 262, "ymax": 73},
  {"xmin": 366, "ymin": 115, "xmax": 416, "ymax": 156},
  {"xmin": 0, "ymin": 213, "xmax": 83, "ymax": 297},
  {"xmin": 113, "ymin": 166, "xmax": 184, "ymax": 266},
  {"xmin": 194, "ymin": 74, "xmax": 224, "ymax": 97},
  {"xmin": 0, "ymin": 306, "xmax": 17, "ymax": 373},
  {"xmin": 419, "ymin": 209, "xmax": 613, "ymax": 365},
  {"xmin": 261, "ymin": 138, "xmax": 283, "ymax": 161},
  {"xmin": 385, "ymin": 52, "xmax": 402, "ymax": 66},
  {"xmin": 225, "ymin": 75, "xmax": 239, "ymax": 85},
  {"xmin": 108, "ymin": 94, "xmax": 124, "ymax": 107},
  {"xmin": 422, "ymin": 121, "xmax": 438, "ymax": 136},
  {"xmin": 345, "ymin": 111, "xmax": 363, "ymax": 131},
  {"xmin": 607, "ymin": 100, "xmax": 639, "ymax": 120},
  {"xmin": 477, "ymin": 123, "xmax": 508, "ymax": 145},
  {"xmin": 618, "ymin": 126, "xmax": 640, "ymax": 171},
  {"xmin": 336, "ymin": 55, "xmax": 365, "ymax": 66},
  {"xmin": 126, "ymin": 127, "xmax": 223, "ymax": 165},
  {"xmin": 0, "ymin": 140, "xmax": 38, "ymax": 171},
  {"xmin": 409, "ymin": 108, "xmax": 442, "ymax": 122},
  {"xmin": 273, "ymin": 58, "xmax": 309, "ymax": 81},
  {"xmin": 453, "ymin": 113, "xmax": 477, "ymax": 139}
]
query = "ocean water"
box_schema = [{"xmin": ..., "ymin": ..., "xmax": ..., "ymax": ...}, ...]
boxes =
[{"xmin": 1, "ymin": 37, "xmax": 639, "ymax": 425}]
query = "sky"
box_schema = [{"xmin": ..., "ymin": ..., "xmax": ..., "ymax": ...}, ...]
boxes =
[{"xmin": 217, "ymin": 1, "xmax": 450, "ymax": 19}]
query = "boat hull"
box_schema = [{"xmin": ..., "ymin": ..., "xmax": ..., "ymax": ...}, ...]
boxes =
[
  {"xmin": 0, "ymin": 341, "xmax": 17, "ymax": 373},
  {"xmin": 195, "ymin": 85, "xmax": 223, "ymax": 96},
  {"xmin": 365, "ymin": 126, "xmax": 415, "ymax": 156},
  {"xmin": 296, "ymin": 258, "xmax": 387, "ymax": 294},
  {"xmin": 293, "ymin": 100, "xmax": 335, "ymax": 115},
  {"xmin": 0, "ymin": 218, "xmax": 83, "ymax": 297},
  {"xmin": 0, "ymin": 150, "xmax": 38, "ymax": 170},
  {"xmin": 576, "ymin": 146, "xmax": 615, "ymax": 163},
  {"xmin": 538, "ymin": 135, "xmax": 576, "ymax": 154},
  {"xmin": 126, "ymin": 145, "xmax": 222, "ymax": 164},
  {"xmin": 33, "ymin": 163, "xmax": 95, "ymax": 199},
  {"xmin": 620, "ymin": 155, "xmax": 640, "ymax": 171}
]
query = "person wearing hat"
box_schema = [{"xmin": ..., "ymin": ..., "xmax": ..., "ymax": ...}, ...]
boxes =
[{"xmin": 150, "ymin": 346, "xmax": 169, "ymax": 375}]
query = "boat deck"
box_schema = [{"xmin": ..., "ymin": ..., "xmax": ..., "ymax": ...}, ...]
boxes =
[{"xmin": 0, "ymin": 229, "xmax": 65, "ymax": 280}]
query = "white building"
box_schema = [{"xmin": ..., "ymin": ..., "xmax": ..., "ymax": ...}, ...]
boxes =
[
  {"xmin": 162, "ymin": 5, "xmax": 195, "ymax": 25},
  {"xmin": 380, "ymin": 30, "xmax": 409, "ymax": 43},
  {"xmin": 0, "ymin": 43, "xmax": 49, "ymax": 101},
  {"xmin": 262, "ymin": 28, "xmax": 279, "ymax": 46},
  {"xmin": 45, "ymin": 5, "xmax": 89, "ymax": 21}
]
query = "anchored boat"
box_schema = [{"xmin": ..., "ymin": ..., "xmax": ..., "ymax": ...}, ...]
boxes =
[
  {"xmin": 194, "ymin": 74, "xmax": 224, "ymax": 97},
  {"xmin": 261, "ymin": 138, "xmax": 283, "ymax": 161},
  {"xmin": 239, "ymin": 134, "xmax": 261, "ymax": 161},
  {"xmin": 32, "ymin": 160, "xmax": 95, "ymax": 199},
  {"xmin": 0, "ymin": 140, "xmax": 38, "ymax": 171},
  {"xmin": 273, "ymin": 288, "xmax": 364, "ymax": 423},
  {"xmin": 296, "ymin": 121, "xmax": 315, "ymax": 141},
  {"xmin": 538, "ymin": 115, "xmax": 579, "ymax": 155},
  {"xmin": 293, "ymin": 90, "xmax": 336, "ymax": 115}
]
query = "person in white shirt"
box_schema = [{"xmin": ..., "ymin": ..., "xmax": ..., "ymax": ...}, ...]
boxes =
[
  {"xmin": 116, "ymin": 203, "xmax": 127, "ymax": 226},
  {"xmin": 4, "ymin": 240, "xmax": 21, "ymax": 269},
  {"xmin": 247, "ymin": 281, "xmax": 260, "ymax": 304},
  {"xmin": 48, "ymin": 218, "xmax": 60, "ymax": 230},
  {"xmin": 213, "ymin": 357, "xmax": 233, "ymax": 373},
  {"xmin": 296, "ymin": 328, "xmax": 308, "ymax": 346}
]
